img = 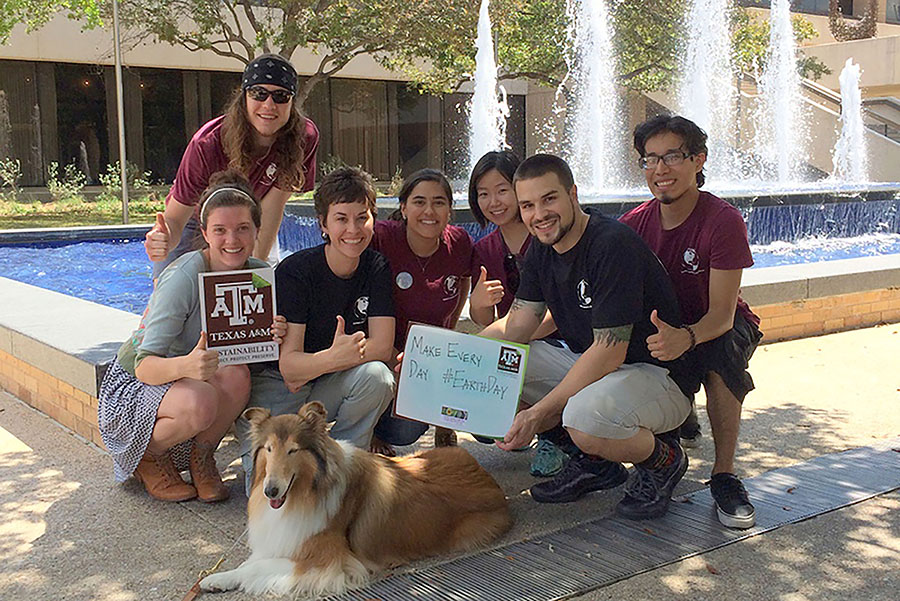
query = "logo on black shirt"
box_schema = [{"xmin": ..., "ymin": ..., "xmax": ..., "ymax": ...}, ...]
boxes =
[
  {"xmin": 576, "ymin": 279, "xmax": 592, "ymax": 309},
  {"xmin": 498, "ymin": 346, "xmax": 522, "ymax": 374},
  {"xmin": 353, "ymin": 296, "xmax": 369, "ymax": 325},
  {"xmin": 442, "ymin": 275, "xmax": 459, "ymax": 301}
]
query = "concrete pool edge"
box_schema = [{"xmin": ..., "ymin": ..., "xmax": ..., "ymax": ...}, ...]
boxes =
[{"xmin": 1, "ymin": 254, "xmax": 899, "ymax": 450}]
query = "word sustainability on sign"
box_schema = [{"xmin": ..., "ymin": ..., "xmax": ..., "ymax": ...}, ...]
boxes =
[
  {"xmin": 198, "ymin": 267, "xmax": 278, "ymax": 365},
  {"xmin": 396, "ymin": 324, "xmax": 528, "ymax": 439}
]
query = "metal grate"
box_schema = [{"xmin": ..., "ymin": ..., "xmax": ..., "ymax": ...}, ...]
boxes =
[{"xmin": 327, "ymin": 438, "xmax": 900, "ymax": 601}]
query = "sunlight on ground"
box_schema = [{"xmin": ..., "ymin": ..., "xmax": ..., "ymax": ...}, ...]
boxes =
[{"xmin": 0, "ymin": 424, "xmax": 80, "ymax": 560}]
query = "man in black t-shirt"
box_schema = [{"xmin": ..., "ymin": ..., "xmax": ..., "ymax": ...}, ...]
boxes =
[
  {"xmin": 236, "ymin": 167, "xmax": 396, "ymax": 494},
  {"xmin": 482, "ymin": 154, "xmax": 698, "ymax": 520}
]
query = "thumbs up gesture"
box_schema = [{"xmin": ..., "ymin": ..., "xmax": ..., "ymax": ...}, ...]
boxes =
[
  {"xmin": 646, "ymin": 309, "xmax": 692, "ymax": 361},
  {"xmin": 144, "ymin": 212, "xmax": 171, "ymax": 262},
  {"xmin": 184, "ymin": 331, "xmax": 219, "ymax": 381},
  {"xmin": 329, "ymin": 315, "xmax": 367, "ymax": 370},
  {"xmin": 469, "ymin": 265, "xmax": 505, "ymax": 311}
]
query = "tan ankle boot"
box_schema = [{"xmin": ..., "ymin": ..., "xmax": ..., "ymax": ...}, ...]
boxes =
[
  {"xmin": 434, "ymin": 427, "xmax": 458, "ymax": 448},
  {"xmin": 134, "ymin": 450, "xmax": 197, "ymax": 502},
  {"xmin": 189, "ymin": 441, "xmax": 230, "ymax": 503}
]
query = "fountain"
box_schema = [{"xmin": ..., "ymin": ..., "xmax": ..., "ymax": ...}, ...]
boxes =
[
  {"xmin": 467, "ymin": 0, "xmax": 509, "ymax": 174},
  {"xmin": 561, "ymin": 0, "xmax": 626, "ymax": 192},
  {"xmin": 754, "ymin": 0, "xmax": 807, "ymax": 183},
  {"xmin": 831, "ymin": 59, "xmax": 869, "ymax": 183},
  {"xmin": 677, "ymin": 0, "xmax": 743, "ymax": 182}
]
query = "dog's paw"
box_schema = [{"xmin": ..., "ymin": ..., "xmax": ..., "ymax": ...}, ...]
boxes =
[{"xmin": 200, "ymin": 570, "xmax": 240, "ymax": 593}]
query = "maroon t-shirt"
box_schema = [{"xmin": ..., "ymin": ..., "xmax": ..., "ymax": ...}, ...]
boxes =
[
  {"xmin": 620, "ymin": 191, "xmax": 759, "ymax": 326},
  {"xmin": 372, "ymin": 220, "xmax": 475, "ymax": 348},
  {"xmin": 471, "ymin": 228, "xmax": 532, "ymax": 319},
  {"xmin": 167, "ymin": 115, "xmax": 319, "ymax": 214}
]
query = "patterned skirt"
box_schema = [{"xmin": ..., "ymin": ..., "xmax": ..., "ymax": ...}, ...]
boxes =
[{"xmin": 97, "ymin": 359, "xmax": 192, "ymax": 482}]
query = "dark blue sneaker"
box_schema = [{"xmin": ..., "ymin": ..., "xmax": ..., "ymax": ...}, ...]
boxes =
[
  {"xmin": 679, "ymin": 407, "xmax": 701, "ymax": 448},
  {"xmin": 710, "ymin": 473, "xmax": 756, "ymax": 529},
  {"xmin": 530, "ymin": 453, "xmax": 628, "ymax": 503},
  {"xmin": 616, "ymin": 443, "xmax": 688, "ymax": 520}
]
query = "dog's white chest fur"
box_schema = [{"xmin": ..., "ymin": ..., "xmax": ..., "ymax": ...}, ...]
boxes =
[{"xmin": 248, "ymin": 502, "xmax": 329, "ymax": 559}]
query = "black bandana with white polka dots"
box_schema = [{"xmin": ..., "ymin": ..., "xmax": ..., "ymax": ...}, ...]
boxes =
[{"xmin": 242, "ymin": 54, "xmax": 297, "ymax": 94}]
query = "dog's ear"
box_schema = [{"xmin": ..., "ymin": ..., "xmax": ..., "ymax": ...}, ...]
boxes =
[
  {"xmin": 243, "ymin": 407, "xmax": 271, "ymax": 426},
  {"xmin": 298, "ymin": 401, "xmax": 328, "ymax": 429}
]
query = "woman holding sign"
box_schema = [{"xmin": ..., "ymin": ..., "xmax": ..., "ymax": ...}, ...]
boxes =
[
  {"xmin": 144, "ymin": 54, "xmax": 319, "ymax": 275},
  {"xmin": 98, "ymin": 172, "xmax": 287, "ymax": 503},
  {"xmin": 370, "ymin": 168, "xmax": 475, "ymax": 455}
]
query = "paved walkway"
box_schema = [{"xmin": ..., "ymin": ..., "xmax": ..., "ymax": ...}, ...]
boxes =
[{"xmin": 1, "ymin": 324, "xmax": 898, "ymax": 601}]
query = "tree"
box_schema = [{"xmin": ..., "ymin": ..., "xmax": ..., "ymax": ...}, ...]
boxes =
[
  {"xmin": 0, "ymin": 0, "xmax": 100, "ymax": 43},
  {"xmin": 105, "ymin": 0, "xmax": 480, "ymax": 108},
  {"xmin": 829, "ymin": 0, "xmax": 877, "ymax": 42},
  {"xmin": 731, "ymin": 7, "xmax": 830, "ymax": 82}
]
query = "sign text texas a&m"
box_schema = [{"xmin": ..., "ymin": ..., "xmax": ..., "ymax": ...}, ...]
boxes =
[{"xmin": 198, "ymin": 267, "xmax": 278, "ymax": 365}]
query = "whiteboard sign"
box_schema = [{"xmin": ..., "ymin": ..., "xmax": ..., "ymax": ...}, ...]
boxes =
[{"xmin": 396, "ymin": 324, "xmax": 528, "ymax": 439}]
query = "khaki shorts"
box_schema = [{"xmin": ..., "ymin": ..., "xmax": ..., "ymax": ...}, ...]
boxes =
[{"xmin": 522, "ymin": 340, "xmax": 691, "ymax": 440}]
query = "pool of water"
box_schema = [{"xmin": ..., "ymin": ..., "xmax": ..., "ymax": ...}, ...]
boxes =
[{"xmin": 1, "ymin": 233, "xmax": 899, "ymax": 314}]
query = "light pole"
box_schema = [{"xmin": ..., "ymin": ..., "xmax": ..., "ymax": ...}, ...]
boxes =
[{"xmin": 112, "ymin": 0, "xmax": 129, "ymax": 223}]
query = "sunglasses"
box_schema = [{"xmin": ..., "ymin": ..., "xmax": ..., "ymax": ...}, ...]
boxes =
[{"xmin": 245, "ymin": 86, "xmax": 294, "ymax": 105}]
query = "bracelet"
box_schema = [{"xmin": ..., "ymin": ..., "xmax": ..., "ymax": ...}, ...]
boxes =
[{"xmin": 683, "ymin": 325, "xmax": 697, "ymax": 352}]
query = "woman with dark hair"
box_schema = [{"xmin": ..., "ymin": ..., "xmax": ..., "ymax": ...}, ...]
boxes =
[
  {"xmin": 467, "ymin": 150, "xmax": 531, "ymax": 326},
  {"xmin": 370, "ymin": 168, "xmax": 475, "ymax": 455},
  {"xmin": 144, "ymin": 54, "xmax": 319, "ymax": 276},
  {"xmin": 98, "ymin": 171, "xmax": 287, "ymax": 503}
]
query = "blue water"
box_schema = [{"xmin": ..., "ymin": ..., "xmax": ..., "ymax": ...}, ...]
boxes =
[{"xmin": 1, "ymin": 232, "xmax": 899, "ymax": 314}]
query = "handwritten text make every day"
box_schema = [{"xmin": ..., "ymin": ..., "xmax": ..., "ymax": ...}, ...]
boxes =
[{"xmin": 405, "ymin": 335, "xmax": 509, "ymax": 399}]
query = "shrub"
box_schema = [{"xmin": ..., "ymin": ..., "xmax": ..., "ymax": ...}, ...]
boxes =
[
  {"xmin": 0, "ymin": 157, "xmax": 22, "ymax": 201},
  {"xmin": 46, "ymin": 162, "xmax": 87, "ymax": 202},
  {"xmin": 98, "ymin": 161, "xmax": 153, "ymax": 203}
]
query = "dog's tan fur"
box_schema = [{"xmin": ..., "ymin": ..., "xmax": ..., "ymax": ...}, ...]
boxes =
[{"xmin": 200, "ymin": 402, "xmax": 512, "ymax": 597}]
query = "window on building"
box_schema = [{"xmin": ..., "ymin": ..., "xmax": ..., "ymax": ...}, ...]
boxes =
[
  {"xmin": 0, "ymin": 60, "xmax": 45, "ymax": 185},
  {"xmin": 888, "ymin": 0, "xmax": 900, "ymax": 24},
  {"xmin": 330, "ymin": 79, "xmax": 390, "ymax": 181},
  {"xmin": 136, "ymin": 68, "xmax": 185, "ymax": 183},
  {"xmin": 55, "ymin": 64, "xmax": 108, "ymax": 185}
]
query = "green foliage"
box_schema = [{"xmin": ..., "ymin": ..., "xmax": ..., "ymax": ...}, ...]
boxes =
[
  {"xmin": 731, "ymin": 8, "xmax": 831, "ymax": 81},
  {"xmin": 46, "ymin": 161, "xmax": 87, "ymax": 202},
  {"xmin": 98, "ymin": 161, "xmax": 153, "ymax": 203},
  {"xmin": 0, "ymin": 0, "xmax": 101, "ymax": 44},
  {"xmin": 0, "ymin": 156, "xmax": 21, "ymax": 201},
  {"xmin": 318, "ymin": 154, "xmax": 352, "ymax": 178}
]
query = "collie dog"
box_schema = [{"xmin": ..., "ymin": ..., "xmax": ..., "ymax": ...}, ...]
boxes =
[{"xmin": 200, "ymin": 402, "xmax": 512, "ymax": 597}]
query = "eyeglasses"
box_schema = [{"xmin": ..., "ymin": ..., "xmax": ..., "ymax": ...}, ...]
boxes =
[
  {"xmin": 245, "ymin": 86, "xmax": 294, "ymax": 105},
  {"xmin": 503, "ymin": 252, "xmax": 521, "ymax": 296},
  {"xmin": 638, "ymin": 149, "xmax": 693, "ymax": 170}
]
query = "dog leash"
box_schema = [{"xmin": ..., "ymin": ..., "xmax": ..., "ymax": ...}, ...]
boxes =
[{"xmin": 180, "ymin": 526, "xmax": 249, "ymax": 601}]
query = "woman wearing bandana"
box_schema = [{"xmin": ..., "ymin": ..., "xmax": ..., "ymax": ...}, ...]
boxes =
[{"xmin": 144, "ymin": 54, "xmax": 319, "ymax": 276}]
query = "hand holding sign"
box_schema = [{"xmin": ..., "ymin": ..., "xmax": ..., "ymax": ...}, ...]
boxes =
[
  {"xmin": 271, "ymin": 314, "xmax": 288, "ymax": 345},
  {"xmin": 185, "ymin": 332, "xmax": 219, "ymax": 381},
  {"xmin": 496, "ymin": 406, "xmax": 540, "ymax": 451},
  {"xmin": 469, "ymin": 266, "xmax": 505, "ymax": 311},
  {"xmin": 330, "ymin": 315, "xmax": 367, "ymax": 370},
  {"xmin": 144, "ymin": 212, "xmax": 171, "ymax": 262},
  {"xmin": 646, "ymin": 309, "xmax": 691, "ymax": 361}
]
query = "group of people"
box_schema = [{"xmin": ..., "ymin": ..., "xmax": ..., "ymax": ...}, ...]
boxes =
[{"xmin": 98, "ymin": 53, "xmax": 761, "ymax": 530}]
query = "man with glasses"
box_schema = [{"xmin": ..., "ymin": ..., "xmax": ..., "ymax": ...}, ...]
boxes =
[{"xmin": 621, "ymin": 115, "xmax": 762, "ymax": 529}]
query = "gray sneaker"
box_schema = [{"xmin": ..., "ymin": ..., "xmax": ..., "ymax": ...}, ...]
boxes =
[{"xmin": 616, "ymin": 443, "xmax": 688, "ymax": 520}]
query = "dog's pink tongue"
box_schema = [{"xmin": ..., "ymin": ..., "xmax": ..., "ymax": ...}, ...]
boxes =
[{"xmin": 269, "ymin": 497, "xmax": 285, "ymax": 509}]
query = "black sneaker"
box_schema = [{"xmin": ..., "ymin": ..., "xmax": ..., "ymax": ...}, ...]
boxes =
[
  {"xmin": 679, "ymin": 407, "xmax": 701, "ymax": 448},
  {"xmin": 710, "ymin": 473, "xmax": 756, "ymax": 529},
  {"xmin": 530, "ymin": 453, "xmax": 628, "ymax": 504},
  {"xmin": 616, "ymin": 443, "xmax": 688, "ymax": 520}
]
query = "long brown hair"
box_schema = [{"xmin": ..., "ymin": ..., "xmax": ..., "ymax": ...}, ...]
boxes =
[{"xmin": 221, "ymin": 87, "xmax": 309, "ymax": 191}]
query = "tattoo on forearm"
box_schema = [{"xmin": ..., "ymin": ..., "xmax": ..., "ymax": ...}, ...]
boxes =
[
  {"xmin": 510, "ymin": 298, "xmax": 547, "ymax": 321},
  {"xmin": 593, "ymin": 325, "xmax": 633, "ymax": 348}
]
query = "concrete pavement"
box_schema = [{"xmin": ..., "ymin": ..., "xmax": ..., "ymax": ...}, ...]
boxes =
[{"xmin": 1, "ymin": 323, "xmax": 898, "ymax": 601}]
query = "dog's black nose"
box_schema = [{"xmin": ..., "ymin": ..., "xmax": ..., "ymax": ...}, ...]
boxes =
[{"xmin": 265, "ymin": 484, "xmax": 281, "ymax": 499}]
